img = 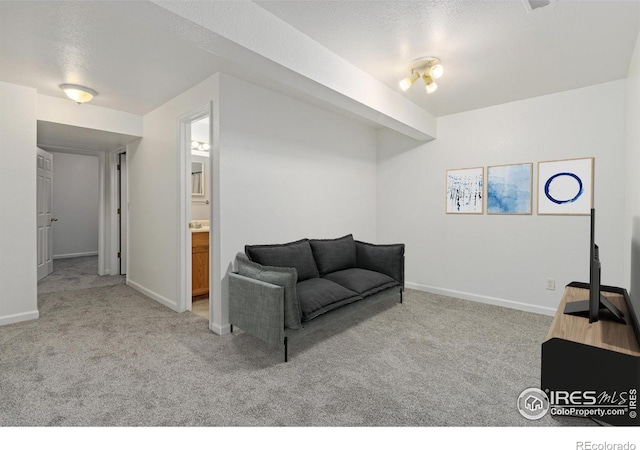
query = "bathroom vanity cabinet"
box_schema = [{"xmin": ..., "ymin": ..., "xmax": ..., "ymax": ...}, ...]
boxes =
[{"xmin": 192, "ymin": 231, "xmax": 209, "ymax": 297}]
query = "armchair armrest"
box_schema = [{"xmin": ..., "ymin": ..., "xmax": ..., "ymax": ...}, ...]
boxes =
[
  {"xmin": 355, "ymin": 241, "xmax": 405, "ymax": 287},
  {"xmin": 229, "ymin": 273, "xmax": 284, "ymax": 347}
]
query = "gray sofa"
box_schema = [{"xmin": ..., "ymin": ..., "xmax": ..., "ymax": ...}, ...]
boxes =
[{"xmin": 229, "ymin": 234, "xmax": 404, "ymax": 361}]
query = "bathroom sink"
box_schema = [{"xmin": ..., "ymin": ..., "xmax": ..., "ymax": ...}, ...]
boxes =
[{"xmin": 190, "ymin": 220, "xmax": 210, "ymax": 233}]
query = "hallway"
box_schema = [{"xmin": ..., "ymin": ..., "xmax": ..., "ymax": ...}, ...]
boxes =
[{"xmin": 37, "ymin": 256, "xmax": 125, "ymax": 295}]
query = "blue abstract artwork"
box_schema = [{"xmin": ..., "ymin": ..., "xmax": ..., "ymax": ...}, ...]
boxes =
[
  {"xmin": 544, "ymin": 172, "xmax": 583, "ymax": 204},
  {"xmin": 487, "ymin": 163, "xmax": 532, "ymax": 214},
  {"xmin": 538, "ymin": 158, "xmax": 593, "ymax": 215}
]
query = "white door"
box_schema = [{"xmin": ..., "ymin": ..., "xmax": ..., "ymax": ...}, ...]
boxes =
[
  {"xmin": 37, "ymin": 148, "xmax": 54, "ymax": 280},
  {"xmin": 119, "ymin": 153, "xmax": 128, "ymax": 275}
]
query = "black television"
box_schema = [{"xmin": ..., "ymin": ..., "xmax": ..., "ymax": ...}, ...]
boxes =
[{"xmin": 564, "ymin": 208, "xmax": 626, "ymax": 324}]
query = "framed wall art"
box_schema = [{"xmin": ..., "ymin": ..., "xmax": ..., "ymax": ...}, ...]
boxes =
[
  {"xmin": 537, "ymin": 157, "xmax": 594, "ymax": 215},
  {"xmin": 487, "ymin": 163, "xmax": 532, "ymax": 215},
  {"xmin": 446, "ymin": 167, "xmax": 483, "ymax": 214}
]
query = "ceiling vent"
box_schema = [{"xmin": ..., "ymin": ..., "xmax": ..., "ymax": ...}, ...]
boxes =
[{"xmin": 522, "ymin": 0, "xmax": 553, "ymax": 12}]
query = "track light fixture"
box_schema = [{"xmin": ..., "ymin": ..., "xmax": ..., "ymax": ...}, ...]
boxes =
[{"xmin": 399, "ymin": 57, "xmax": 443, "ymax": 94}]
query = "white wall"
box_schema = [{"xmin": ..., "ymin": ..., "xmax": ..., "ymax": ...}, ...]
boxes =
[
  {"xmin": 218, "ymin": 74, "xmax": 378, "ymax": 250},
  {"xmin": 127, "ymin": 71, "xmax": 378, "ymax": 333},
  {"xmin": 216, "ymin": 74, "xmax": 378, "ymax": 329},
  {"xmin": 51, "ymin": 152, "xmax": 100, "ymax": 259},
  {"xmin": 127, "ymin": 75, "xmax": 219, "ymax": 312},
  {"xmin": 625, "ymin": 31, "xmax": 640, "ymax": 297},
  {"xmin": 378, "ymin": 80, "xmax": 627, "ymax": 315},
  {"xmin": 0, "ymin": 81, "xmax": 38, "ymax": 325}
]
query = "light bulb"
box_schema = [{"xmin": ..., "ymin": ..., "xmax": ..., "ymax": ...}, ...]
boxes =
[
  {"xmin": 191, "ymin": 141, "xmax": 199, "ymax": 149},
  {"xmin": 399, "ymin": 72, "xmax": 419, "ymax": 91},
  {"xmin": 202, "ymin": 143, "xmax": 210, "ymax": 151},
  {"xmin": 430, "ymin": 64, "xmax": 444, "ymax": 79},
  {"xmin": 399, "ymin": 77, "xmax": 413, "ymax": 91},
  {"xmin": 423, "ymin": 74, "xmax": 438, "ymax": 94}
]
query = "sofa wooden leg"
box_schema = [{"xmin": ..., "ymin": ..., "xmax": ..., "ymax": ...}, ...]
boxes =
[
  {"xmin": 284, "ymin": 337, "xmax": 288, "ymax": 363},
  {"xmin": 230, "ymin": 324, "xmax": 233, "ymax": 333},
  {"xmin": 400, "ymin": 290, "xmax": 403, "ymax": 304}
]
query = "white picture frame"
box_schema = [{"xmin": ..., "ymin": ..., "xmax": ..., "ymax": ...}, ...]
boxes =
[
  {"xmin": 446, "ymin": 167, "xmax": 484, "ymax": 214},
  {"xmin": 537, "ymin": 157, "xmax": 593, "ymax": 215}
]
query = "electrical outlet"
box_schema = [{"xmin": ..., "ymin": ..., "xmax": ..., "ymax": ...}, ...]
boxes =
[{"xmin": 545, "ymin": 278, "xmax": 556, "ymax": 291}]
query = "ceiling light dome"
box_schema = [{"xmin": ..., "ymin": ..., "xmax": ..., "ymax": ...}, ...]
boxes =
[{"xmin": 60, "ymin": 84, "xmax": 97, "ymax": 104}]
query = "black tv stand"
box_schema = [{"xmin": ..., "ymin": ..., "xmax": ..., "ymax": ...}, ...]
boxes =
[
  {"xmin": 542, "ymin": 283, "xmax": 640, "ymax": 426},
  {"xmin": 563, "ymin": 281, "xmax": 626, "ymax": 325}
]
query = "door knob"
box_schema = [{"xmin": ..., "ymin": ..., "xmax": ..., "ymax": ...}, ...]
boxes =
[{"xmin": 50, "ymin": 217, "xmax": 58, "ymax": 222}]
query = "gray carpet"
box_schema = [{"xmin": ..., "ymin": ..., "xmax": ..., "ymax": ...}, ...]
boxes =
[
  {"xmin": 37, "ymin": 256, "xmax": 125, "ymax": 296},
  {"xmin": 1, "ymin": 281, "xmax": 591, "ymax": 426}
]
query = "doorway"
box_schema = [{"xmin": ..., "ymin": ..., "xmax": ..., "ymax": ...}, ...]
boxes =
[
  {"xmin": 181, "ymin": 110, "xmax": 212, "ymax": 322},
  {"xmin": 190, "ymin": 115, "xmax": 211, "ymax": 319},
  {"xmin": 36, "ymin": 148, "xmax": 53, "ymax": 281},
  {"xmin": 118, "ymin": 152, "xmax": 128, "ymax": 276},
  {"xmin": 37, "ymin": 149, "xmax": 125, "ymax": 294}
]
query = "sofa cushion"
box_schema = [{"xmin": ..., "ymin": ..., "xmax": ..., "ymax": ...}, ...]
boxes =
[
  {"xmin": 297, "ymin": 278, "xmax": 362, "ymax": 322},
  {"xmin": 323, "ymin": 268, "xmax": 400, "ymax": 298},
  {"xmin": 309, "ymin": 234, "xmax": 357, "ymax": 276},
  {"xmin": 245, "ymin": 239, "xmax": 319, "ymax": 282},
  {"xmin": 236, "ymin": 255, "xmax": 302, "ymax": 330}
]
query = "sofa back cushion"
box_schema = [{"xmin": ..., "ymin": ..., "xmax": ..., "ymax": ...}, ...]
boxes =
[
  {"xmin": 309, "ymin": 234, "xmax": 357, "ymax": 276},
  {"xmin": 355, "ymin": 241, "xmax": 405, "ymax": 285},
  {"xmin": 245, "ymin": 239, "xmax": 319, "ymax": 282},
  {"xmin": 235, "ymin": 254, "xmax": 302, "ymax": 330}
]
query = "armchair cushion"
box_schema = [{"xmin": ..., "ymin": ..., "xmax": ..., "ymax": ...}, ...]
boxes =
[
  {"xmin": 245, "ymin": 239, "xmax": 319, "ymax": 282},
  {"xmin": 236, "ymin": 255, "xmax": 302, "ymax": 330},
  {"xmin": 309, "ymin": 234, "xmax": 357, "ymax": 276}
]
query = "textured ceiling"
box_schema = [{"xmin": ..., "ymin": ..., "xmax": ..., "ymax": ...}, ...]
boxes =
[
  {"xmin": 257, "ymin": 0, "xmax": 640, "ymax": 116},
  {"xmin": 1, "ymin": 0, "xmax": 639, "ymax": 125},
  {"xmin": 0, "ymin": 1, "xmax": 224, "ymax": 115}
]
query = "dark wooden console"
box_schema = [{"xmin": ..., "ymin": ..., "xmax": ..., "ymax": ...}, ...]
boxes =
[{"xmin": 541, "ymin": 284, "xmax": 640, "ymax": 426}]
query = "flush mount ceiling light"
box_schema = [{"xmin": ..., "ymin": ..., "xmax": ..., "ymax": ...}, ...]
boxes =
[
  {"xmin": 399, "ymin": 57, "xmax": 444, "ymax": 94},
  {"xmin": 59, "ymin": 84, "xmax": 97, "ymax": 104}
]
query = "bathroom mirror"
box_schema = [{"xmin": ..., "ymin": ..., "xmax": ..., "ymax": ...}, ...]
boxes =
[{"xmin": 191, "ymin": 161, "xmax": 204, "ymax": 196}]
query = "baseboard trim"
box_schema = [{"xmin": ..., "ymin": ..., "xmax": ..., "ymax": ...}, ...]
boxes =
[
  {"xmin": 0, "ymin": 310, "xmax": 39, "ymax": 326},
  {"xmin": 127, "ymin": 280, "xmax": 179, "ymax": 312},
  {"xmin": 405, "ymin": 282, "xmax": 557, "ymax": 316},
  {"xmin": 53, "ymin": 251, "xmax": 99, "ymax": 259},
  {"xmin": 210, "ymin": 321, "xmax": 230, "ymax": 336}
]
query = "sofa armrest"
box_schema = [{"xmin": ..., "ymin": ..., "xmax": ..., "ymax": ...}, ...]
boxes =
[
  {"xmin": 229, "ymin": 273, "xmax": 285, "ymax": 347},
  {"xmin": 234, "ymin": 252, "xmax": 302, "ymax": 330},
  {"xmin": 355, "ymin": 241, "xmax": 405, "ymax": 287}
]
